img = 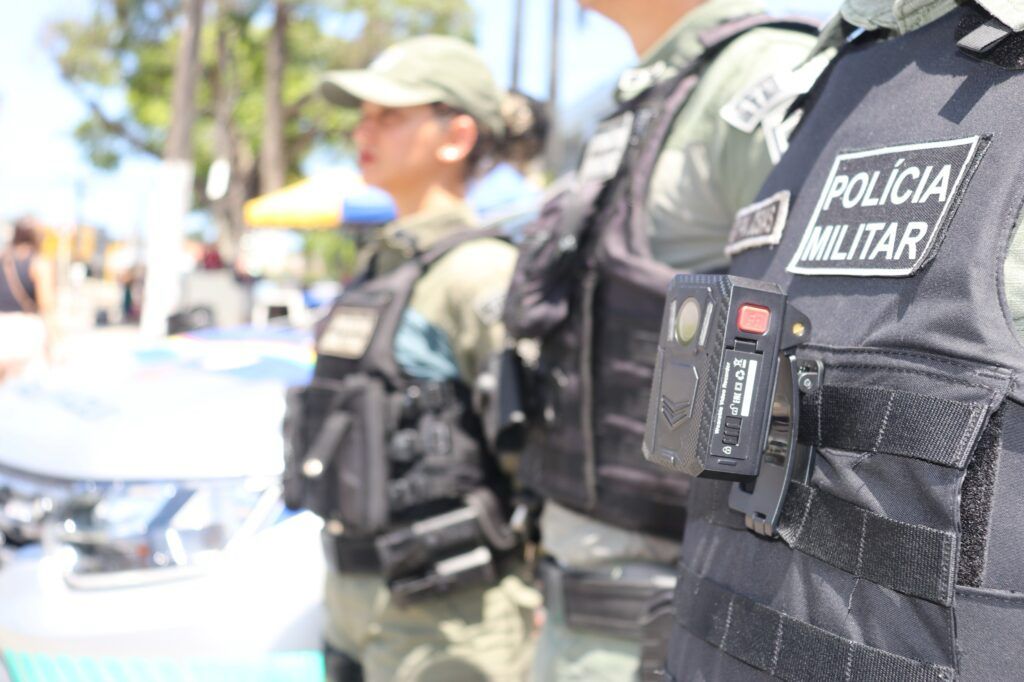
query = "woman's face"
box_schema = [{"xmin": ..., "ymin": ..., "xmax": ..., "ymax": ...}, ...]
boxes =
[{"xmin": 353, "ymin": 102, "xmax": 449, "ymax": 194}]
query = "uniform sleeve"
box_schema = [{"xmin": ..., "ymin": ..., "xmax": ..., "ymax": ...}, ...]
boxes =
[
  {"xmin": 709, "ymin": 28, "xmax": 818, "ymax": 218},
  {"xmin": 407, "ymin": 238, "xmax": 519, "ymax": 384},
  {"xmin": 646, "ymin": 27, "xmax": 816, "ymax": 272}
]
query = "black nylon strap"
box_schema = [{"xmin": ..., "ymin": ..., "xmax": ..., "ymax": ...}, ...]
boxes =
[
  {"xmin": 674, "ymin": 565, "xmax": 955, "ymax": 682},
  {"xmin": 798, "ymin": 385, "xmax": 986, "ymax": 468},
  {"xmin": 778, "ymin": 482, "xmax": 956, "ymax": 606},
  {"xmin": 693, "ymin": 479, "xmax": 956, "ymax": 605}
]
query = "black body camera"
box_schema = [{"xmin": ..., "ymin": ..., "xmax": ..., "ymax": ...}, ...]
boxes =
[{"xmin": 643, "ymin": 274, "xmax": 816, "ymax": 536}]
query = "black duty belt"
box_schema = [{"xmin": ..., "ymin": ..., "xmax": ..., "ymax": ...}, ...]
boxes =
[
  {"xmin": 540, "ymin": 558, "xmax": 677, "ymax": 641},
  {"xmin": 322, "ymin": 530, "xmax": 381, "ymax": 573}
]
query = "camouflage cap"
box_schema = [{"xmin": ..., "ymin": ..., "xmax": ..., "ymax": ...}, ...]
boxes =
[{"xmin": 321, "ymin": 35, "xmax": 505, "ymax": 136}]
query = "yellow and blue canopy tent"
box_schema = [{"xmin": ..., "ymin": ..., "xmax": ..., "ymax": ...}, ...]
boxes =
[{"xmin": 243, "ymin": 169, "xmax": 395, "ymax": 230}]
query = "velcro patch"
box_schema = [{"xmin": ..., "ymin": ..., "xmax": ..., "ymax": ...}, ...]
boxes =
[
  {"xmin": 787, "ymin": 136, "xmax": 986, "ymax": 277},
  {"xmin": 317, "ymin": 306, "xmax": 380, "ymax": 359},
  {"xmin": 726, "ymin": 190, "xmax": 790, "ymax": 256},
  {"xmin": 719, "ymin": 73, "xmax": 791, "ymax": 134},
  {"xmin": 577, "ymin": 111, "xmax": 635, "ymax": 183}
]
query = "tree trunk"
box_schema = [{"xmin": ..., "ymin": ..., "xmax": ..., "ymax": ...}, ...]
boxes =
[
  {"xmin": 212, "ymin": 0, "xmax": 244, "ymax": 263},
  {"xmin": 164, "ymin": 0, "xmax": 205, "ymax": 160},
  {"xmin": 511, "ymin": 0, "xmax": 524, "ymax": 91},
  {"xmin": 260, "ymin": 0, "xmax": 288, "ymax": 194}
]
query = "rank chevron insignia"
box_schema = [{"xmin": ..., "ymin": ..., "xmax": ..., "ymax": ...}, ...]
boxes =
[{"xmin": 661, "ymin": 395, "xmax": 691, "ymax": 429}]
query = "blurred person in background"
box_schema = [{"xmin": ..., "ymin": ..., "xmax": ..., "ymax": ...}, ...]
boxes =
[
  {"xmin": 500, "ymin": 0, "xmax": 821, "ymax": 679},
  {"xmin": 283, "ymin": 36, "xmax": 543, "ymax": 682},
  {"xmin": 0, "ymin": 217, "xmax": 55, "ymax": 380}
]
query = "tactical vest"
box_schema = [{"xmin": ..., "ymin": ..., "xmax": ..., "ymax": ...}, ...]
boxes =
[
  {"xmin": 503, "ymin": 16, "xmax": 817, "ymax": 538},
  {"xmin": 284, "ymin": 227, "xmax": 518, "ymax": 600},
  {"xmin": 667, "ymin": 6, "xmax": 1024, "ymax": 680}
]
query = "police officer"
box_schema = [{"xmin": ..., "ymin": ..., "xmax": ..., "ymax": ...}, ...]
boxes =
[
  {"xmin": 651, "ymin": 1, "xmax": 1024, "ymax": 679},
  {"xmin": 285, "ymin": 36, "xmax": 539, "ymax": 682},
  {"xmin": 500, "ymin": 1, "xmax": 818, "ymax": 679}
]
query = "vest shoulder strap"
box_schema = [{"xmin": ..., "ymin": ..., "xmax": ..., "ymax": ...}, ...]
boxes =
[{"xmin": 359, "ymin": 224, "xmax": 506, "ymax": 384}]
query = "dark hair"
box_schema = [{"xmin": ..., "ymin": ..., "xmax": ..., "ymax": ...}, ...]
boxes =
[
  {"xmin": 432, "ymin": 90, "xmax": 549, "ymax": 179},
  {"xmin": 12, "ymin": 217, "xmax": 42, "ymax": 251}
]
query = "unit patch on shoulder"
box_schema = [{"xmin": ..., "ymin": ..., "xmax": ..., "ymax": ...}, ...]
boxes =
[
  {"xmin": 578, "ymin": 111, "xmax": 635, "ymax": 183},
  {"xmin": 726, "ymin": 190, "xmax": 790, "ymax": 256},
  {"xmin": 317, "ymin": 306, "xmax": 380, "ymax": 359},
  {"xmin": 786, "ymin": 136, "xmax": 987, "ymax": 277},
  {"xmin": 473, "ymin": 290, "xmax": 506, "ymax": 326},
  {"xmin": 719, "ymin": 73, "xmax": 791, "ymax": 135}
]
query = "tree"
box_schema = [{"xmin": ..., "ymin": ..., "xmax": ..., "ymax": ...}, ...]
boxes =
[{"xmin": 46, "ymin": 0, "xmax": 474, "ymax": 257}]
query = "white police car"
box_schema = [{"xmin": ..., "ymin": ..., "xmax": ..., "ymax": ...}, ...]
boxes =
[{"xmin": 0, "ymin": 326, "xmax": 325, "ymax": 681}]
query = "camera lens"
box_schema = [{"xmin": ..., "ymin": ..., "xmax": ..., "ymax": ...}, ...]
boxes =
[{"xmin": 676, "ymin": 297, "xmax": 701, "ymax": 345}]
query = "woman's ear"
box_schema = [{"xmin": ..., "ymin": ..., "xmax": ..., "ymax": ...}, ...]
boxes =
[{"xmin": 436, "ymin": 113, "xmax": 479, "ymax": 166}]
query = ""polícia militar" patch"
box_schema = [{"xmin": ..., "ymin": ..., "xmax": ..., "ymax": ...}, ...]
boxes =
[{"xmin": 787, "ymin": 136, "xmax": 986, "ymax": 277}]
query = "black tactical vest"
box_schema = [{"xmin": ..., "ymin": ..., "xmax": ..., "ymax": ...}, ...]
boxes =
[
  {"xmin": 503, "ymin": 16, "xmax": 817, "ymax": 538},
  {"xmin": 667, "ymin": 6, "xmax": 1024, "ymax": 680},
  {"xmin": 284, "ymin": 227, "xmax": 506, "ymax": 536}
]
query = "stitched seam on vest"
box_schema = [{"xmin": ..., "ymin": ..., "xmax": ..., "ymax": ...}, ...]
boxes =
[
  {"xmin": 819, "ymin": 363, "xmax": 1003, "ymax": 392},
  {"xmin": 778, "ymin": 482, "xmax": 957, "ymax": 606},
  {"xmin": 674, "ymin": 566, "xmax": 956, "ymax": 680},
  {"xmin": 769, "ymin": 616, "xmax": 785, "ymax": 676},
  {"xmin": 872, "ymin": 392, "xmax": 895, "ymax": 454},
  {"xmin": 800, "ymin": 344, "xmax": 1015, "ymax": 381}
]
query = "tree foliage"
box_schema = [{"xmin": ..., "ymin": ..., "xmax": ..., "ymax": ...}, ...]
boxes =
[{"xmin": 45, "ymin": 0, "xmax": 474, "ymax": 235}]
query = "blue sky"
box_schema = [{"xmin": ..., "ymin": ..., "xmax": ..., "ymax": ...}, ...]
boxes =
[{"xmin": 0, "ymin": 0, "xmax": 838, "ymax": 239}]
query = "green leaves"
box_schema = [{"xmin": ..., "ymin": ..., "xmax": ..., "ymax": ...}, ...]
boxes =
[{"xmin": 49, "ymin": 0, "xmax": 472, "ymax": 175}]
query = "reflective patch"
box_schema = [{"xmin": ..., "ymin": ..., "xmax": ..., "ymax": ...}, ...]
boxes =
[
  {"xmin": 473, "ymin": 290, "xmax": 506, "ymax": 326},
  {"xmin": 317, "ymin": 306, "xmax": 380, "ymax": 359},
  {"xmin": 764, "ymin": 108, "xmax": 802, "ymax": 165},
  {"xmin": 721, "ymin": 54, "xmax": 832, "ymax": 163},
  {"xmin": 787, "ymin": 136, "xmax": 986, "ymax": 277},
  {"xmin": 578, "ymin": 111, "xmax": 635, "ymax": 183},
  {"xmin": 726, "ymin": 190, "xmax": 791, "ymax": 256},
  {"xmin": 720, "ymin": 73, "xmax": 792, "ymax": 134}
]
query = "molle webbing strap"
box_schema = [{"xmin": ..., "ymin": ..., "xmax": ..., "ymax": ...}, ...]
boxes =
[
  {"xmin": 674, "ymin": 565, "xmax": 955, "ymax": 682},
  {"xmin": 778, "ymin": 482, "xmax": 956, "ymax": 606},
  {"xmin": 798, "ymin": 385, "xmax": 987, "ymax": 468},
  {"xmin": 697, "ymin": 14, "xmax": 819, "ymax": 50},
  {"xmin": 416, "ymin": 225, "xmax": 504, "ymax": 268},
  {"xmin": 692, "ymin": 479, "xmax": 957, "ymax": 605}
]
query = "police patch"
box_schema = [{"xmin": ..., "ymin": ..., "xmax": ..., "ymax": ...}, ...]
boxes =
[
  {"xmin": 787, "ymin": 136, "xmax": 986, "ymax": 277},
  {"xmin": 726, "ymin": 190, "xmax": 790, "ymax": 256},
  {"xmin": 578, "ymin": 111, "xmax": 635, "ymax": 183},
  {"xmin": 317, "ymin": 306, "xmax": 379, "ymax": 359}
]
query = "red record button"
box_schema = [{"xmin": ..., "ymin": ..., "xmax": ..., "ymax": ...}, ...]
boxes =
[{"xmin": 737, "ymin": 304, "xmax": 771, "ymax": 335}]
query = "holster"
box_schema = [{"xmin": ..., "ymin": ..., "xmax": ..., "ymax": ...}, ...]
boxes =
[
  {"xmin": 479, "ymin": 348, "xmax": 530, "ymax": 453},
  {"xmin": 282, "ymin": 375, "xmax": 389, "ymax": 534},
  {"xmin": 540, "ymin": 559, "xmax": 677, "ymax": 641},
  {"xmin": 324, "ymin": 489, "xmax": 520, "ymax": 604}
]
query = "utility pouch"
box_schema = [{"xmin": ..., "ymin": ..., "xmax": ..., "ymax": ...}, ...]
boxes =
[
  {"xmin": 502, "ymin": 187, "xmax": 587, "ymax": 339},
  {"xmin": 637, "ymin": 588, "xmax": 676, "ymax": 681},
  {"xmin": 388, "ymin": 546, "xmax": 497, "ymax": 605},
  {"xmin": 503, "ymin": 111, "xmax": 635, "ymax": 339},
  {"xmin": 541, "ymin": 560, "xmax": 677, "ymax": 641},
  {"xmin": 643, "ymin": 274, "xmax": 816, "ymax": 537},
  {"xmin": 375, "ymin": 489, "xmax": 517, "ymax": 603},
  {"xmin": 282, "ymin": 374, "xmax": 390, "ymax": 534}
]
